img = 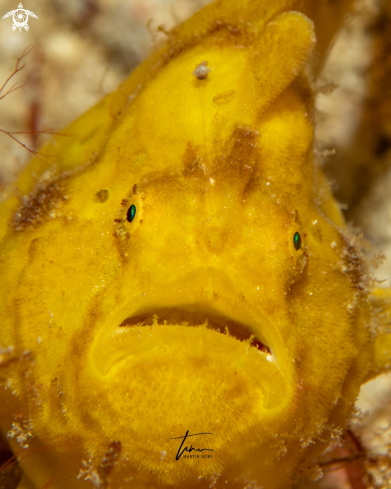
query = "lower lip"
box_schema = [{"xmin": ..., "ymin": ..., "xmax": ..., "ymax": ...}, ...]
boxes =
[{"xmin": 91, "ymin": 323, "xmax": 288, "ymax": 409}]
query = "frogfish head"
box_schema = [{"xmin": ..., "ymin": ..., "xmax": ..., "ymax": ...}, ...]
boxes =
[{"xmin": 0, "ymin": 2, "xmax": 378, "ymax": 489}]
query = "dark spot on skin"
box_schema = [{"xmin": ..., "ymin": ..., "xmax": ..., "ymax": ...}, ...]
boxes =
[
  {"xmin": 96, "ymin": 189, "xmax": 109, "ymax": 203},
  {"xmin": 133, "ymin": 184, "xmax": 138, "ymax": 195},
  {"xmin": 114, "ymin": 219, "xmax": 122, "ymax": 223},
  {"xmin": 192, "ymin": 61, "xmax": 211, "ymax": 80},
  {"xmin": 120, "ymin": 199, "xmax": 127, "ymax": 206},
  {"xmin": 12, "ymin": 181, "xmax": 67, "ymax": 232}
]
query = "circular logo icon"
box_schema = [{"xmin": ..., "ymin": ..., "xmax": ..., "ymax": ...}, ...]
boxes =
[{"xmin": 12, "ymin": 8, "xmax": 28, "ymax": 31}]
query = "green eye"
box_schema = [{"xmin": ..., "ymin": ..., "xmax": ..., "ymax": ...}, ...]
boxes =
[
  {"xmin": 127, "ymin": 204, "xmax": 136, "ymax": 223},
  {"xmin": 293, "ymin": 232, "xmax": 302, "ymax": 250}
]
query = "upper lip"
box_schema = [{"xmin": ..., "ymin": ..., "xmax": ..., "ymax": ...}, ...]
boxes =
[{"xmin": 119, "ymin": 304, "xmax": 271, "ymax": 354}]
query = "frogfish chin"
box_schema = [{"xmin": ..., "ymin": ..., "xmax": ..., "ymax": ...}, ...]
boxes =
[{"xmin": 1, "ymin": 0, "xmax": 391, "ymax": 488}]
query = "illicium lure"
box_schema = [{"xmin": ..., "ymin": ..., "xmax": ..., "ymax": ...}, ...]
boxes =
[{"xmin": 1, "ymin": 0, "xmax": 391, "ymax": 488}]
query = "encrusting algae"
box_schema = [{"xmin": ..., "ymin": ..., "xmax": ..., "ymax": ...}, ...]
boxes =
[{"xmin": 1, "ymin": 0, "xmax": 391, "ymax": 488}]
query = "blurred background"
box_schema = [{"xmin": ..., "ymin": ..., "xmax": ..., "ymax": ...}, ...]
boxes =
[
  {"xmin": 0, "ymin": 0, "xmax": 211, "ymax": 186},
  {"xmin": 0, "ymin": 0, "xmax": 391, "ymax": 488}
]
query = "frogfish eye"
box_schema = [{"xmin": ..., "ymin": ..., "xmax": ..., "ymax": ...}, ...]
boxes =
[
  {"xmin": 293, "ymin": 232, "xmax": 302, "ymax": 250},
  {"xmin": 127, "ymin": 204, "xmax": 136, "ymax": 223}
]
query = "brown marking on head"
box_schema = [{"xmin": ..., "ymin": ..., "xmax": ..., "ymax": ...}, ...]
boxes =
[
  {"xmin": 12, "ymin": 180, "xmax": 68, "ymax": 232},
  {"xmin": 213, "ymin": 126, "xmax": 260, "ymax": 199},
  {"xmin": 182, "ymin": 143, "xmax": 207, "ymax": 179},
  {"xmin": 96, "ymin": 189, "xmax": 109, "ymax": 203}
]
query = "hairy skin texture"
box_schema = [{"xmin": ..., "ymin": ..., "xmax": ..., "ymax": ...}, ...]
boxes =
[{"xmin": 1, "ymin": 1, "xmax": 391, "ymax": 488}]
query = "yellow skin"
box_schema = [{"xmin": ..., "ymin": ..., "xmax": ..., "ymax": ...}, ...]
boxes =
[{"xmin": 1, "ymin": 1, "xmax": 391, "ymax": 488}]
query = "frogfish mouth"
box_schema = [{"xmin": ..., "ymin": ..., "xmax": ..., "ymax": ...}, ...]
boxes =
[{"xmin": 94, "ymin": 299, "xmax": 284, "ymax": 406}]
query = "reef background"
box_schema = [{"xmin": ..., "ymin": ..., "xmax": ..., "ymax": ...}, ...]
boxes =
[{"xmin": 0, "ymin": 0, "xmax": 391, "ymax": 488}]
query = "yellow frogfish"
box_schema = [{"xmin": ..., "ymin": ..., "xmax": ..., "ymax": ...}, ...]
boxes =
[{"xmin": 1, "ymin": 0, "xmax": 391, "ymax": 488}]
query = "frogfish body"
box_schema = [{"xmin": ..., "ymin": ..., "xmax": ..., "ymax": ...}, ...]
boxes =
[{"xmin": 1, "ymin": 0, "xmax": 391, "ymax": 488}]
